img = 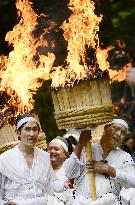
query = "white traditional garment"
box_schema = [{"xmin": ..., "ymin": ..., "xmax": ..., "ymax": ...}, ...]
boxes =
[
  {"xmin": 0, "ymin": 145, "xmax": 65, "ymax": 205},
  {"xmin": 119, "ymin": 172, "xmax": 135, "ymax": 205},
  {"xmin": 47, "ymin": 165, "xmax": 74, "ymax": 205},
  {"xmin": 120, "ymin": 188, "xmax": 135, "ymax": 205},
  {"xmin": 72, "ymin": 193, "xmax": 119, "ymax": 205},
  {"xmin": 64, "ymin": 142, "xmax": 135, "ymax": 205},
  {"xmin": 115, "ymin": 170, "xmax": 135, "ymax": 188}
]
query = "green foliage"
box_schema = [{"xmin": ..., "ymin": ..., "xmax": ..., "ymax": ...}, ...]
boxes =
[{"xmin": 109, "ymin": 0, "xmax": 135, "ymax": 61}]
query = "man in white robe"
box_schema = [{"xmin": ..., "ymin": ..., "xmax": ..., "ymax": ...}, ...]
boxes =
[
  {"xmin": 0, "ymin": 114, "xmax": 69, "ymax": 205},
  {"xmin": 47, "ymin": 136, "xmax": 74, "ymax": 205},
  {"xmin": 64, "ymin": 119, "xmax": 135, "ymax": 205}
]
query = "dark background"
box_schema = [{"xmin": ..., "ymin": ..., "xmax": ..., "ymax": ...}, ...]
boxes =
[{"xmin": 0, "ymin": 0, "xmax": 135, "ymax": 142}]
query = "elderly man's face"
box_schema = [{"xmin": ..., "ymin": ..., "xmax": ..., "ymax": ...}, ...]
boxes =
[{"xmin": 104, "ymin": 123, "xmax": 127, "ymax": 150}]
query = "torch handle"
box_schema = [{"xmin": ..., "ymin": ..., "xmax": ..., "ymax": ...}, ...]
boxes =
[{"xmin": 85, "ymin": 141, "xmax": 96, "ymax": 201}]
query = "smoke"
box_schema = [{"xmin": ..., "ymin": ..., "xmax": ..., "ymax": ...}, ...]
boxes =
[{"xmin": 126, "ymin": 67, "xmax": 135, "ymax": 85}]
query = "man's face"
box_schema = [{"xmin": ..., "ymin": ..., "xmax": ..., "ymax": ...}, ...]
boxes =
[
  {"xmin": 48, "ymin": 142, "xmax": 68, "ymax": 165},
  {"xmin": 19, "ymin": 121, "xmax": 39, "ymax": 147},
  {"xmin": 104, "ymin": 123, "xmax": 127, "ymax": 150}
]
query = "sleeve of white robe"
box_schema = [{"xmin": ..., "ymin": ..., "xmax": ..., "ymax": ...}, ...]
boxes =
[
  {"xmin": 0, "ymin": 173, "xmax": 3, "ymax": 203},
  {"xmin": 46, "ymin": 164, "xmax": 65, "ymax": 195},
  {"xmin": 64, "ymin": 152, "xmax": 85, "ymax": 179},
  {"xmin": 0, "ymin": 173, "xmax": 6, "ymax": 205},
  {"xmin": 115, "ymin": 153, "xmax": 135, "ymax": 188},
  {"xmin": 115, "ymin": 170, "xmax": 135, "ymax": 188}
]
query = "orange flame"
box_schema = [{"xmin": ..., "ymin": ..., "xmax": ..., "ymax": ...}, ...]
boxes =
[
  {"xmin": 0, "ymin": 0, "xmax": 55, "ymax": 113},
  {"xmin": 111, "ymin": 62, "xmax": 132, "ymax": 83},
  {"xmin": 0, "ymin": 0, "xmax": 132, "ymax": 126},
  {"xmin": 51, "ymin": 0, "xmax": 118, "ymax": 88},
  {"xmin": 52, "ymin": 0, "xmax": 103, "ymax": 87},
  {"xmin": 51, "ymin": 0, "xmax": 132, "ymax": 87}
]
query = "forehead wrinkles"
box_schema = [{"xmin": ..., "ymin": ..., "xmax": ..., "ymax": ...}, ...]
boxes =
[
  {"xmin": 111, "ymin": 123, "xmax": 127, "ymax": 132},
  {"xmin": 25, "ymin": 121, "xmax": 38, "ymax": 127},
  {"xmin": 23, "ymin": 121, "xmax": 38, "ymax": 129},
  {"xmin": 49, "ymin": 142, "xmax": 64, "ymax": 150}
]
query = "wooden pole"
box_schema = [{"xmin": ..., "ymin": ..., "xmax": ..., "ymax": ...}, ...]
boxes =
[{"xmin": 85, "ymin": 140, "xmax": 96, "ymax": 201}]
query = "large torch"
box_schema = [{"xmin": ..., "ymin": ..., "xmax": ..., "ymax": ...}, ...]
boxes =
[
  {"xmin": 52, "ymin": 72, "xmax": 114, "ymax": 200},
  {"xmin": 51, "ymin": 0, "xmax": 114, "ymax": 201}
]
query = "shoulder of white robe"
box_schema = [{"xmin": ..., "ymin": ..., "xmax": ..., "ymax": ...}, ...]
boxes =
[
  {"xmin": 35, "ymin": 146, "xmax": 51, "ymax": 164},
  {"xmin": 0, "ymin": 146, "xmax": 17, "ymax": 160},
  {"xmin": 111, "ymin": 148, "xmax": 134, "ymax": 165}
]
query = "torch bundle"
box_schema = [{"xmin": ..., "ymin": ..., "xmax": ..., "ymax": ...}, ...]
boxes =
[
  {"xmin": 51, "ymin": 0, "xmax": 114, "ymax": 201},
  {"xmin": 52, "ymin": 73, "xmax": 113, "ymax": 130}
]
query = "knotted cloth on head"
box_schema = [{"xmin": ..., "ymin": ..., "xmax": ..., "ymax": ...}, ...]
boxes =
[
  {"xmin": 16, "ymin": 116, "xmax": 38, "ymax": 129},
  {"xmin": 108, "ymin": 118, "xmax": 128, "ymax": 130},
  {"xmin": 50, "ymin": 136, "xmax": 69, "ymax": 152}
]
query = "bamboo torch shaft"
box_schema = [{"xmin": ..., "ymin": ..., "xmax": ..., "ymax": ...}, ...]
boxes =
[{"xmin": 85, "ymin": 140, "xmax": 96, "ymax": 201}]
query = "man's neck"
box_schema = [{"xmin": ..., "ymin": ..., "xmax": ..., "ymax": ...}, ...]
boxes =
[
  {"xmin": 51, "ymin": 163, "xmax": 62, "ymax": 171},
  {"xmin": 18, "ymin": 143, "xmax": 34, "ymax": 155},
  {"xmin": 100, "ymin": 140, "xmax": 112, "ymax": 160}
]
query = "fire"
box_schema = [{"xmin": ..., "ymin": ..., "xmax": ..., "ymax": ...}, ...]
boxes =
[
  {"xmin": 52, "ymin": 0, "xmax": 103, "ymax": 87},
  {"xmin": 0, "ymin": 0, "xmax": 132, "ymax": 126},
  {"xmin": 51, "ymin": 0, "xmax": 132, "ymax": 88},
  {"xmin": 0, "ymin": 0, "xmax": 55, "ymax": 115},
  {"xmin": 111, "ymin": 62, "xmax": 132, "ymax": 83}
]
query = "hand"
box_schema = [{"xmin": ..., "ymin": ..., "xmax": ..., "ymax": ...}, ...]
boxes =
[
  {"xmin": 69, "ymin": 178, "xmax": 75, "ymax": 188},
  {"xmin": 86, "ymin": 160, "xmax": 95, "ymax": 171},
  {"xmin": 78, "ymin": 130, "xmax": 92, "ymax": 148},
  {"xmin": 4, "ymin": 202, "xmax": 19, "ymax": 205},
  {"xmin": 74, "ymin": 130, "xmax": 92, "ymax": 159},
  {"xmin": 86, "ymin": 160, "xmax": 116, "ymax": 177},
  {"xmin": 64, "ymin": 178, "xmax": 75, "ymax": 189},
  {"xmin": 93, "ymin": 161, "xmax": 109, "ymax": 174},
  {"xmin": 86, "ymin": 160, "xmax": 109, "ymax": 173}
]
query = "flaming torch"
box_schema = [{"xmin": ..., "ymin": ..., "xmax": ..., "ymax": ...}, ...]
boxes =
[
  {"xmin": 0, "ymin": 0, "xmax": 55, "ymax": 152},
  {"xmin": 51, "ymin": 0, "xmax": 114, "ymax": 200}
]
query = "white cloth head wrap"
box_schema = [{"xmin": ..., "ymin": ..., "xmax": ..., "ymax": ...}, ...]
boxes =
[
  {"xmin": 109, "ymin": 119, "xmax": 128, "ymax": 130},
  {"xmin": 17, "ymin": 116, "xmax": 38, "ymax": 129},
  {"xmin": 50, "ymin": 138, "xmax": 68, "ymax": 152}
]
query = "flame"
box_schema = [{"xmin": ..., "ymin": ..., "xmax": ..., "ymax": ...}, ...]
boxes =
[
  {"xmin": 51, "ymin": 0, "xmax": 103, "ymax": 87},
  {"xmin": 110, "ymin": 62, "xmax": 132, "ymax": 82},
  {"xmin": 0, "ymin": 0, "xmax": 55, "ymax": 115},
  {"xmin": 51, "ymin": 0, "xmax": 132, "ymax": 88},
  {"xmin": 0, "ymin": 0, "xmax": 133, "ymax": 126}
]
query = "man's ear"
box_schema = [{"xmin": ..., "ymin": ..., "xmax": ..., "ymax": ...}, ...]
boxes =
[
  {"xmin": 65, "ymin": 152, "xmax": 69, "ymax": 159},
  {"xmin": 16, "ymin": 128, "xmax": 21, "ymax": 136},
  {"xmin": 15, "ymin": 129, "xmax": 21, "ymax": 140}
]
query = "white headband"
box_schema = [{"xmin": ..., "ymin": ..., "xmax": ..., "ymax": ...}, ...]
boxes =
[
  {"xmin": 17, "ymin": 116, "xmax": 38, "ymax": 129},
  {"xmin": 50, "ymin": 139, "xmax": 68, "ymax": 152},
  {"xmin": 109, "ymin": 119, "xmax": 128, "ymax": 130}
]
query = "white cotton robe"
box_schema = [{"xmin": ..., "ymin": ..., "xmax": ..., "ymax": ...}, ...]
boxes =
[
  {"xmin": 47, "ymin": 165, "xmax": 74, "ymax": 205},
  {"xmin": 64, "ymin": 142, "xmax": 135, "ymax": 205},
  {"xmin": 0, "ymin": 145, "xmax": 64, "ymax": 205}
]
